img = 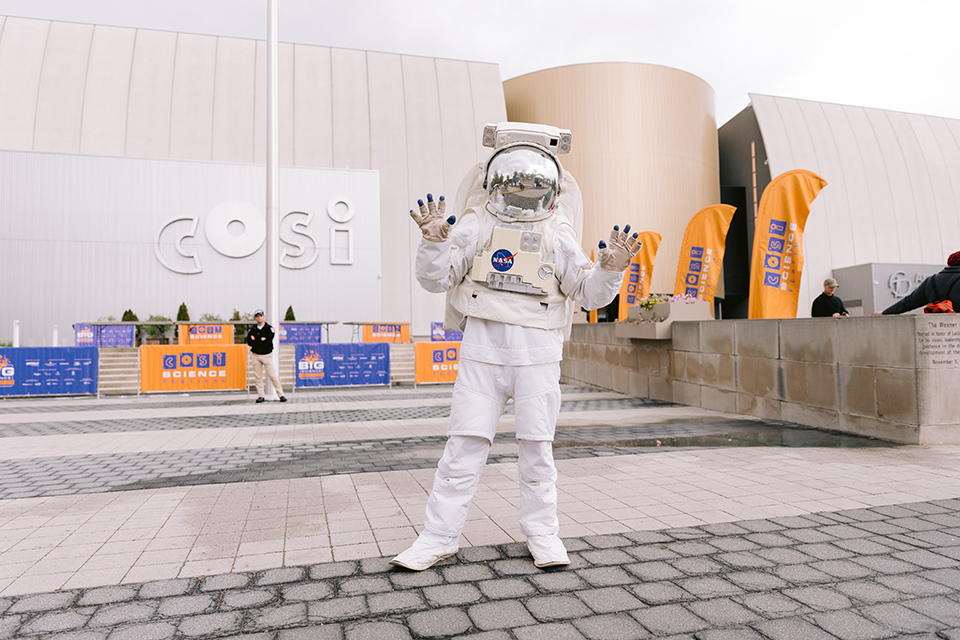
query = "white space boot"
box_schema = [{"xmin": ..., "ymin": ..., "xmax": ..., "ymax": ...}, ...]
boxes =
[
  {"xmin": 527, "ymin": 534, "xmax": 570, "ymax": 568},
  {"xmin": 389, "ymin": 530, "xmax": 459, "ymax": 571}
]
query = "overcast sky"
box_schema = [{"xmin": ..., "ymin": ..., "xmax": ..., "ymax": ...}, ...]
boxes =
[{"xmin": 0, "ymin": 0, "xmax": 957, "ymax": 126}]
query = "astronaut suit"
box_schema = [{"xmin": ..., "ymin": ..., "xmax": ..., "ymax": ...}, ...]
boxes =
[{"xmin": 391, "ymin": 122, "xmax": 641, "ymax": 570}]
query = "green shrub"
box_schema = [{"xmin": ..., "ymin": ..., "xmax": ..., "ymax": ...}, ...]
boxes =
[
  {"xmin": 284, "ymin": 306, "xmax": 296, "ymax": 321},
  {"xmin": 231, "ymin": 309, "xmax": 254, "ymax": 343},
  {"xmin": 121, "ymin": 309, "xmax": 139, "ymax": 322},
  {"xmin": 145, "ymin": 314, "xmax": 171, "ymax": 340},
  {"xmin": 176, "ymin": 302, "xmax": 190, "ymax": 322}
]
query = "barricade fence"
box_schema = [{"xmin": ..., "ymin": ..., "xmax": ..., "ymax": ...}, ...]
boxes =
[
  {"xmin": 414, "ymin": 341, "xmax": 460, "ymax": 384},
  {"xmin": 295, "ymin": 343, "xmax": 390, "ymax": 388},
  {"xmin": 2, "ymin": 324, "xmax": 461, "ymax": 396},
  {"xmin": 0, "ymin": 347, "xmax": 98, "ymax": 396},
  {"xmin": 139, "ymin": 345, "xmax": 247, "ymax": 393}
]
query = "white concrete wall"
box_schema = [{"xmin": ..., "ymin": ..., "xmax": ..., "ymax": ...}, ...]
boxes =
[
  {"xmin": 0, "ymin": 15, "xmax": 507, "ymax": 343},
  {"xmin": 0, "ymin": 150, "xmax": 380, "ymax": 347}
]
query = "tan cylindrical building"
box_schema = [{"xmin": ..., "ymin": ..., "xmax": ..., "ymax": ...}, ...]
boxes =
[{"xmin": 504, "ymin": 63, "xmax": 720, "ymax": 296}]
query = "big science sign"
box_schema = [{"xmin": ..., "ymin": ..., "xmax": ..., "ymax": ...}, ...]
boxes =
[
  {"xmin": 0, "ymin": 347, "xmax": 98, "ymax": 396},
  {"xmin": 295, "ymin": 343, "xmax": 389, "ymax": 387}
]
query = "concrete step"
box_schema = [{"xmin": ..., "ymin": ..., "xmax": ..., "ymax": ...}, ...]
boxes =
[{"xmin": 98, "ymin": 349, "xmax": 140, "ymax": 395}]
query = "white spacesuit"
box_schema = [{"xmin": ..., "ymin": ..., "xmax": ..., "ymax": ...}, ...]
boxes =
[{"xmin": 391, "ymin": 122, "xmax": 641, "ymax": 571}]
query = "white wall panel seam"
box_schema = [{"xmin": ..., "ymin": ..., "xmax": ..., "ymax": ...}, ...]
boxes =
[
  {"xmin": 799, "ymin": 101, "xmax": 840, "ymax": 267},
  {"xmin": 328, "ymin": 48, "xmax": 335, "ymax": 166},
  {"xmin": 837, "ymin": 105, "xmax": 880, "ymax": 262},
  {"xmin": 76, "ymin": 24, "xmax": 98, "ymax": 154},
  {"xmin": 924, "ymin": 117, "xmax": 960, "ymax": 254},
  {"xmin": 366, "ymin": 50, "xmax": 373, "ymax": 173},
  {"xmin": 166, "ymin": 31, "xmax": 180, "ymax": 159},
  {"xmin": 29, "ymin": 20, "xmax": 53, "ymax": 150},
  {"xmin": 882, "ymin": 111, "xmax": 918, "ymax": 257},
  {"xmin": 399, "ymin": 55, "xmax": 413, "ymax": 323},
  {"xmin": 432, "ymin": 57, "xmax": 446, "ymax": 194},
  {"xmin": 465, "ymin": 61, "xmax": 478, "ymax": 163},
  {"xmin": 947, "ymin": 119, "xmax": 960, "ymax": 156},
  {"xmin": 793, "ymin": 101, "xmax": 829, "ymax": 314},
  {"xmin": 250, "ymin": 39, "xmax": 258, "ymax": 163},
  {"xmin": 776, "ymin": 98, "xmax": 797, "ymax": 170},
  {"xmin": 209, "ymin": 36, "xmax": 219, "ymax": 162},
  {"xmin": 905, "ymin": 116, "xmax": 945, "ymax": 249},
  {"xmin": 881, "ymin": 109, "xmax": 924, "ymax": 261},
  {"xmin": 931, "ymin": 119, "xmax": 960, "ymax": 236},
  {"xmin": 863, "ymin": 109, "xmax": 904, "ymax": 263},
  {"xmin": 291, "ymin": 43, "xmax": 296, "ymax": 164},
  {"xmin": 122, "ymin": 29, "xmax": 138, "ymax": 156}
]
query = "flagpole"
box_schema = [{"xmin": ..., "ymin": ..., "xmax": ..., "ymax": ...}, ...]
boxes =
[{"xmin": 265, "ymin": 0, "xmax": 280, "ymax": 398}]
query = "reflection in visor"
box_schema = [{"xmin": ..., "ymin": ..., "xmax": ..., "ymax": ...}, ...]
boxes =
[{"xmin": 486, "ymin": 146, "xmax": 560, "ymax": 220}]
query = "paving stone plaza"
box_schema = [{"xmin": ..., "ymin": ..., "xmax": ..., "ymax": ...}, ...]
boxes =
[{"xmin": 2, "ymin": 385, "xmax": 960, "ymax": 639}]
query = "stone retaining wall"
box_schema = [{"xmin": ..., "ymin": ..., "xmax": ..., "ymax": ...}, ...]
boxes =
[{"xmin": 561, "ymin": 315, "xmax": 960, "ymax": 444}]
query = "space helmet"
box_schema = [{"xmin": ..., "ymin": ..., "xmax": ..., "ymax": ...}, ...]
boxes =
[{"xmin": 481, "ymin": 122, "xmax": 572, "ymax": 223}]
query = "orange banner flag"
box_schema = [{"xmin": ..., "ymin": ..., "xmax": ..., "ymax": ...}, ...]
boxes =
[
  {"xmin": 748, "ymin": 169, "xmax": 828, "ymax": 319},
  {"xmin": 619, "ymin": 232, "xmax": 662, "ymax": 319},
  {"xmin": 673, "ymin": 205, "xmax": 736, "ymax": 305},
  {"xmin": 588, "ymin": 249, "xmax": 597, "ymax": 322}
]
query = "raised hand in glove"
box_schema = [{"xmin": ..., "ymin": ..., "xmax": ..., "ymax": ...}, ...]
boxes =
[
  {"xmin": 409, "ymin": 193, "xmax": 457, "ymax": 243},
  {"xmin": 598, "ymin": 224, "xmax": 642, "ymax": 272}
]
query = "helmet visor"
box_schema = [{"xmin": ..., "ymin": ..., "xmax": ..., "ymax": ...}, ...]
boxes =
[{"xmin": 486, "ymin": 146, "xmax": 560, "ymax": 220}]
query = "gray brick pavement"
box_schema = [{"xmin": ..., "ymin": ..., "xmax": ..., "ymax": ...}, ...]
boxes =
[
  {"xmin": 2, "ymin": 498, "xmax": 959, "ymax": 639},
  {"xmin": 0, "ymin": 396, "xmax": 668, "ymax": 438},
  {"xmin": 1, "ymin": 421, "xmax": 890, "ymax": 500},
  {"xmin": 0, "ymin": 386, "xmax": 614, "ymax": 416}
]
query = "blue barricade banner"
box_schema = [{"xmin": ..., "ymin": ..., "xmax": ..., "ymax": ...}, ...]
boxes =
[
  {"xmin": 295, "ymin": 343, "xmax": 389, "ymax": 387},
  {"xmin": 430, "ymin": 322, "xmax": 462, "ymax": 342},
  {"xmin": 100, "ymin": 325, "xmax": 136, "ymax": 347},
  {"xmin": 281, "ymin": 324, "xmax": 322, "ymax": 344},
  {"xmin": 75, "ymin": 324, "xmax": 135, "ymax": 347},
  {"xmin": 0, "ymin": 347, "xmax": 98, "ymax": 396}
]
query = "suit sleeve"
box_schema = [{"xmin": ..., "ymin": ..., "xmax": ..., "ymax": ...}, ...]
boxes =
[{"xmin": 554, "ymin": 224, "xmax": 623, "ymax": 311}]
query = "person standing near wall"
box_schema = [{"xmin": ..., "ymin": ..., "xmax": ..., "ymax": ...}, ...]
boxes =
[
  {"xmin": 811, "ymin": 278, "xmax": 849, "ymax": 317},
  {"xmin": 877, "ymin": 251, "xmax": 960, "ymax": 315},
  {"xmin": 246, "ymin": 309, "xmax": 287, "ymax": 403}
]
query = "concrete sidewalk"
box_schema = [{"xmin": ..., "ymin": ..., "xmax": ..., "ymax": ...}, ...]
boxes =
[{"xmin": 1, "ymin": 385, "xmax": 959, "ymax": 639}]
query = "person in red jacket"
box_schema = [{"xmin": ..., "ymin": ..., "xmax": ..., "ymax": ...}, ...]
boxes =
[{"xmin": 879, "ymin": 252, "xmax": 960, "ymax": 315}]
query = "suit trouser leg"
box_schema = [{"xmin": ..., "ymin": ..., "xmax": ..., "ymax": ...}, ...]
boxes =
[
  {"xmin": 423, "ymin": 435, "xmax": 491, "ymax": 538},
  {"xmin": 512, "ymin": 362, "xmax": 561, "ymax": 537},
  {"xmin": 517, "ymin": 439, "xmax": 559, "ymax": 536}
]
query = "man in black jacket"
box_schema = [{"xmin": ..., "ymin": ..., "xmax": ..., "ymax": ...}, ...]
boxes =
[
  {"xmin": 811, "ymin": 278, "xmax": 849, "ymax": 317},
  {"xmin": 246, "ymin": 309, "xmax": 287, "ymax": 403},
  {"xmin": 881, "ymin": 251, "xmax": 960, "ymax": 315}
]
